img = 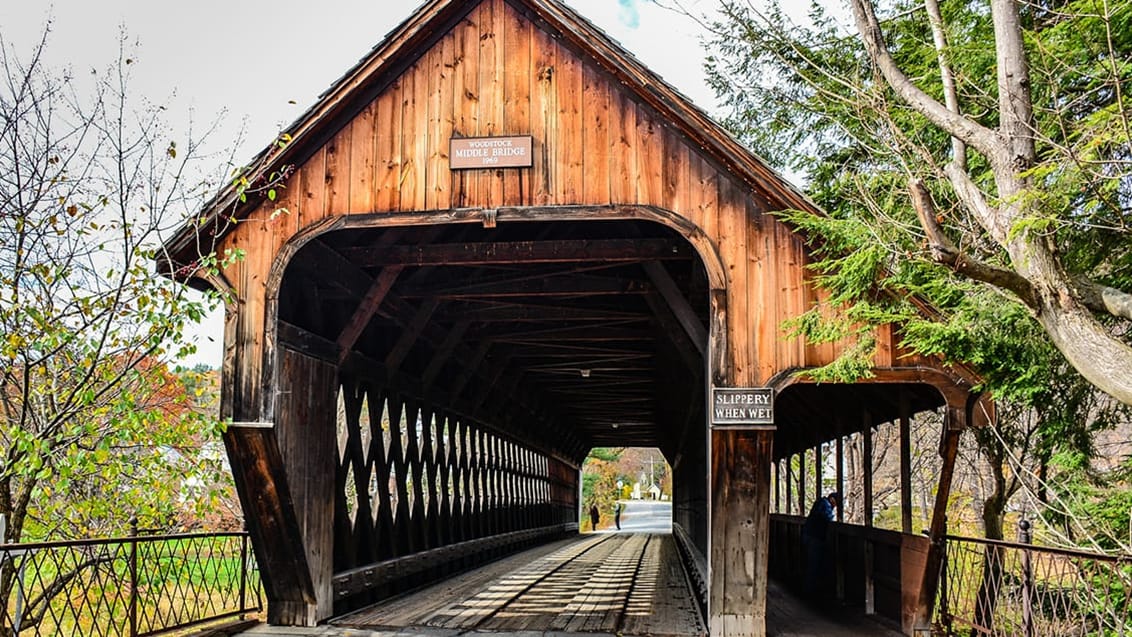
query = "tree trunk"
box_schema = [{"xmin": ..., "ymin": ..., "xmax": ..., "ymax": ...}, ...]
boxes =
[
  {"xmin": 972, "ymin": 441, "xmax": 1008, "ymax": 634},
  {"xmin": 851, "ymin": 0, "xmax": 1132, "ymax": 409}
]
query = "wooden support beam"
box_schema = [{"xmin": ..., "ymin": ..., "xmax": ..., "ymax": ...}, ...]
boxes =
[
  {"xmin": 490, "ymin": 325, "xmax": 650, "ymax": 342},
  {"xmin": 400, "ymin": 274, "xmax": 650, "ymax": 299},
  {"xmin": 642, "ymin": 261, "xmax": 707, "ymax": 354},
  {"xmin": 279, "ymin": 320, "xmax": 340, "ymax": 362},
  {"xmin": 275, "ymin": 348, "xmax": 337, "ymax": 622},
  {"xmin": 384, "ymin": 298, "xmax": 440, "ymax": 371},
  {"xmin": 644, "ymin": 292, "xmax": 703, "ymax": 373},
  {"xmin": 342, "ymin": 237, "xmax": 688, "ymax": 267},
  {"xmin": 815, "ymin": 443, "xmax": 823, "ymax": 498},
  {"xmin": 899, "ymin": 391, "xmax": 913, "ymax": 535},
  {"xmin": 862, "ymin": 413, "xmax": 874, "ymax": 527},
  {"xmin": 711, "ymin": 429, "xmax": 772, "ymax": 634},
  {"xmin": 223, "ymin": 425, "xmax": 317, "ymax": 624},
  {"xmin": 438, "ymin": 302, "xmax": 646, "ymax": 323},
  {"xmin": 421, "ymin": 318, "xmax": 471, "ymax": 388},
  {"xmin": 835, "ymin": 436, "xmax": 844, "ymax": 523},
  {"xmin": 785, "ymin": 455, "xmax": 793, "ymax": 515},
  {"xmin": 337, "ymin": 265, "xmax": 404, "ymax": 363},
  {"xmin": 773, "ymin": 460, "xmax": 781, "ymax": 513},
  {"xmin": 914, "ymin": 399, "xmax": 967, "ymax": 630},
  {"xmin": 862, "ymin": 410, "xmax": 875, "ymax": 617},
  {"xmin": 798, "ymin": 451, "xmax": 806, "ymax": 515}
]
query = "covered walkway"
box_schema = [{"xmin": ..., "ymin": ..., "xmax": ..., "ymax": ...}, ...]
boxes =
[
  {"xmin": 160, "ymin": 0, "xmax": 988, "ymax": 633},
  {"xmin": 236, "ymin": 531, "xmax": 900, "ymax": 637}
]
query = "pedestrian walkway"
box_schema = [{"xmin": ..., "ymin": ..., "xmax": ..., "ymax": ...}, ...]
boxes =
[
  {"xmin": 330, "ymin": 533, "xmax": 703, "ymax": 636},
  {"xmin": 765, "ymin": 580, "xmax": 904, "ymax": 637},
  {"xmin": 235, "ymin": 532, "xmax": 901, "ymax": 637}
]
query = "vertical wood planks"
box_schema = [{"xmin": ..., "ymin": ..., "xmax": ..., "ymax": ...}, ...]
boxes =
[
  {"xmin": 581, "ymin": 64, "xmax": 611, "ymax": 205},
  {"xmin": 607, "ymin": 89, "xmax": 637, "ymax": 204},
  {"xmin": 276, "ymin": 348, "xmax": 338, "ymax": 622},
  {"xmin": 298, "ymin": 147, "xmax": 328, "ymax": 229},
  {"xmin": 711, "ymin": 429, "xmax": 772, "ymax": 636},
  {"xmin": 478, "ymin": 0, "xmax": 505, "ymax": 206},
  {"xmin": 635, "ymin": 106, "xmax": 664, "ymax": 206},
  {"xmin": 425, "ymin": 36, "xmax": 452, "ymax": 211},
  {"xmin": 325, "ymin": 124, "xmax": 352, "ymax": 216},
  {"xmin": 451, "ymin": 12, "xmax": 480, "ymax": 207},
  {"xmin": 501, "ymin": 1, "xmax": 532, "ymax": 205},
  {"xmin": 779, "ymin": 222, "xmax": 806, "ymax": 370},
  {"xmin": 375, "ymin": 82, "xmax": 403, "ymax": 213},
  {"xmin": 554, "ymin": 39, "xmax": 583, "ymax": 203},
  {"xmin": 530, "ymin": 25, "xmax": 557, "ymax": 205},
  {"xmin": 718, "ymin": 178, "xmax": 751, "ymax": 384},
  {"xmin": 405, "ymin": 56, "xmax": 430, "ymax": 212},
  {"xmin": 349, "ymin": 102, "xmax": 377, "ymax": 214}
]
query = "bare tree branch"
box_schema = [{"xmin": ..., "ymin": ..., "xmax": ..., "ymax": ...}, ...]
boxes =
[
  {"xmin": 847, "ymin": 0, "xmax": 999, "ymax": 156},
  {"xmin": 909, "ymin": 179, "xmax": 1037, "ymax": 306}
]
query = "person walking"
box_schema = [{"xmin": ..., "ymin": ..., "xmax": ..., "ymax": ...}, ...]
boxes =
[{"xmin": 801, "ymin": 492, "xmax": 839, "ymax": 600}]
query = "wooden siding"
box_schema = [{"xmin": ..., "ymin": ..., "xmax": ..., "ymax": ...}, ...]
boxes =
[
  {"xmin": 218, "ymin": 0, "xmax": 910, "ymax": 388},
  {"xmin": 276, "ymin": 347, "xmax": 338, "ymax": 622}
]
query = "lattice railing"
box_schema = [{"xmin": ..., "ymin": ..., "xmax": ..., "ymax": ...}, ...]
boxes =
[
  {"xmin": 0, "ymin": 531, "xmax": 260, "ymax": 636},
  {"xmin": 936, "ymin": 522, "xmax": 1132, "ymax": 636},
  {"xmin": 333, "ymin": 378, "xmax": 577, "ymax": 577}
]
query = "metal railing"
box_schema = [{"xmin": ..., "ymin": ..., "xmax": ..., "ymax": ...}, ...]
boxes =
[
  {"xmin": 936, "ymin": 520, "xmax": 1132, "ymax": 636},
  {"xmin": 0, "ymin": 527, "xmax": 261, "ymax": 636}
]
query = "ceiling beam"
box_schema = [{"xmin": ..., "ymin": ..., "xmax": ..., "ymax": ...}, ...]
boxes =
[
  {"xmin": 336, "ymin": 265, "xmax": 403, "ymax": 363},
  {"xmin": 642, "ymin": 261, "xmax": 707, "ymax": 354},
  {"xmin": 342, "ymin": 238, "xmax": 689, "ymax": 267},
  {"xmin": 399, "ymin": 275, "xmax": 650, "ymax": 299}
]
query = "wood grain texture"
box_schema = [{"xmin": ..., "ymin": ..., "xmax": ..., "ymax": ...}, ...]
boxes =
[{"xmin": 192, "ymin": 2, "xmax": 986, "ymax": 633}]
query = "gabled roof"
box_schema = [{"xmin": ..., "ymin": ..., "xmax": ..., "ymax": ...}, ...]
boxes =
[{"xmin": 161, "ymin": 0, "xmax": 820, "ymax": 269}]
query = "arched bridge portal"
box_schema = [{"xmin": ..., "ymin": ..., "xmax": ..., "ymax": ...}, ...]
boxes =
[{"xmin": 160, "ymin": 0, "xmax": 986, "ymax": 634}]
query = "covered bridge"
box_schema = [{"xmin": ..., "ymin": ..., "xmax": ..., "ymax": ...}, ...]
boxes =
[{"xmin": 161, "ymin": 0, "xmax": 988, "ymax": 634}]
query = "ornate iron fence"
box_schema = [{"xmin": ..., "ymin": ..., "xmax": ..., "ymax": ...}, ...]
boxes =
[
  {"xmin": 936, "ymin": 521, "xmax": 1132, "ymax": 636},
  {"xmin": 0, "ymin": 529, "xmax": 261, "ymax": 636}
]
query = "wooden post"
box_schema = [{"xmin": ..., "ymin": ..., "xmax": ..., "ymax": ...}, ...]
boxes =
[
  {"xmin": 834, "ymin": 435, "xmax": 846, "ymax": 603},
  {"xmin": 798, "ymin": 451, "xmax": 807, "ymax": 516},
  {"xmin": 787, "ymin": 457, "xmax": 796, "ymax": 515},
  {"xmin": 710, "ymin": 429, "xmax": 772, "ymax": 636},
  {"xmin": 814, "ymin": 443, "xmax": 823, "ymax": 499},
  {"xmin": 274, "ymin": 348, "xmax": 338, "ymax": 623},
  {"xmin": 862, "ymin": 410, "xmax": 875, "ymax": 616},
  {"xmin": 900, "ymin": 393, "xmax": 914, "ymax": 535},
  {"xmin": 913, "ymin": 402, "xmax": 966, "ymax": 630},
  {"xmin": 223, "ymin": 425, "xmax": 317, "ymax": 625},
  {"xmin": 773, "ymin": 460, "xmax": 781, "ymax": 514},
  {"xmin": 835, "ymin": 437, "xmax": 844, "ymax": 523}
]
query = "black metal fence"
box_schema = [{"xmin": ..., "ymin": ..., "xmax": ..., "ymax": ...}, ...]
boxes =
[
  {"xmin": 936, "ymin": 520, "xmax": 1132, "ymax": 636},
  {"xmin": 0, "ymin": 529, "xmax": 261, "ymax": 636}
]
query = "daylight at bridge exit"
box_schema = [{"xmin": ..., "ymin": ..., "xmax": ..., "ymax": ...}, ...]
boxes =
[{"xmin": 1, "ymin": 0, "xmax": 1130, "ymax": 636}]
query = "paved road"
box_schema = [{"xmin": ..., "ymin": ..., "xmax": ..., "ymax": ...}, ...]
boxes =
[{"xmin": 612, "ymin": 499, "xmax": 671, "ymax": 533}]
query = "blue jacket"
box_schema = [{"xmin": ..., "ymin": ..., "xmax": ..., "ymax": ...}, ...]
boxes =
[{"xmin": 802, "ymin": 496, "xmax": 834, "ymax": 541}]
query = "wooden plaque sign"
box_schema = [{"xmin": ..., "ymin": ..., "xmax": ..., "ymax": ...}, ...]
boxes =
[
  {"xmin": 450, "ymin": 135, "xmax": 533, "ymax": 169},
  {"xmin": 711, "ymin": 387, "xmax": 775, "ymax": 429}
]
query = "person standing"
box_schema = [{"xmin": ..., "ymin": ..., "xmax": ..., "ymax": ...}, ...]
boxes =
[
  {"xmin": 589, "ymin": 503, "xmax": 600, "ymax": 531},
  {"xmin": 614, "ymin": 502, "xmax": 622, "ymax": 530},
  {"xmin": 801, "ymin": 492, "xmax": 840, "ymax": 600}
]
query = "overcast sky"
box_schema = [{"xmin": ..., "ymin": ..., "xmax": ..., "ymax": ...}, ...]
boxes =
[
  {"xmin": 1, "ymin": 0, "xmax": 717, "ymax": 154},
  {"xmin": 0, "ymin": 0, "xmax": 718, "ymax": 367}
]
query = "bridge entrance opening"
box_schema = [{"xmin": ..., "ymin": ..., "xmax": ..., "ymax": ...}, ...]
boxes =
[
  {"xmin": 581, "ymin": 447, "xmax": 672, "ymax": 533},
  {"xmin": 271, "ymin": 217, "xmax": 712, "ymax": 623}
]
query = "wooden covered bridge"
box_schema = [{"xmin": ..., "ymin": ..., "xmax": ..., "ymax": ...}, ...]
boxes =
[{"xmin": 162, "ymin": 0, "xmax": 989, "ymax": 634}]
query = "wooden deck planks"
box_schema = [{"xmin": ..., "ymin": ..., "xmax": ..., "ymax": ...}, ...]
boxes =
[{"xmin": 331, "ymin": 533, "xmax": 704, "ymax": 636}]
